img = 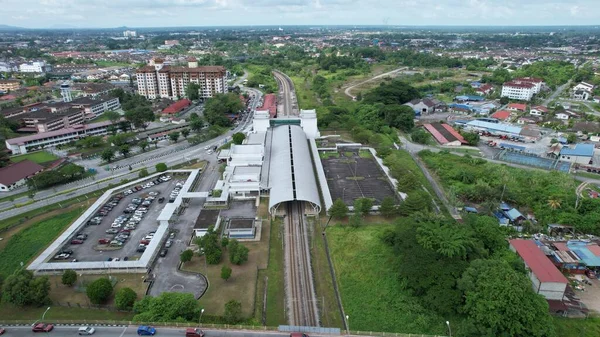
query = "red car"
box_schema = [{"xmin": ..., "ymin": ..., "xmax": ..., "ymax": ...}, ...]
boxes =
[
  {"xmin": 32, "ymin": 323, "xmax": 53, "ymax": 333},
  {"xmin": 98, "ymin": 238, "xmax": 110, "ymax": 244},
  {"xmin": 0, "ymin": 327, "xmax": 6, "ymax": 335},
  {"xmin": 140, "ymin": 239, "xmax": 150, "ymax": 245},
  {"xmin": 71, "ymin": 239, "xmax": 84, "ymax": 245}
]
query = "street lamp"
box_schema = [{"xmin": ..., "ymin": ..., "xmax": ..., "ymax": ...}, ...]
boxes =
[
  {"xmin": 41, "ymin": 307, "xmax": 51, "ymax": 321},
  {"xmin": 345, "ymin": 315, "xmax": 350, "ymax": 336},
  {"xmin": 199, "ymin": 308, "xmax": 205, "ymax": 327},
  {"xmin": 446, "ymin": 321, "xmax": 452, "ymax": 337}
]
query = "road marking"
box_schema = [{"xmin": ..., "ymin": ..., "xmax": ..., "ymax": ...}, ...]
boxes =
[{"xmin": 118, "ymin": 325, "xmax": 128, "ymax": 337}]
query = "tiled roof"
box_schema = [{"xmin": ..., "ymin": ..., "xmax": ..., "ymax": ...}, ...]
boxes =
[{"xmin": 0, "ymin": 160, "xmax": 44, "ymax": 186}]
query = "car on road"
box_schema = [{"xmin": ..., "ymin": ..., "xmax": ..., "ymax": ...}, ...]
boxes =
[
  {"xmin": 78, "ymin": 326, "xmax": 95, "ymax": 335},
  {"xmin": 0, "ymin": 327, "xmax": 5, "ymax": 335},
  {"xmin": 290, "ymin": 333, "xmax": 309, "ymax": 337},
  {"xmin": 185, "ymin": 328, "xmax": 205, "ymax": 337},
  {"xmin": 70, "ymin": 239, "xmax": 84, "ymax": 245},
  {"xmin": 32, "ymin": 323, "xmax": 53, "ymax": 333},
  {"xmin": 158, "ymin": 197, "xmax": 165, "ymax": 203},
  {"xmin": 165, "ymin": 239, "xmax": 172, "ymax": 248},
  {"xmin": 159, "ymin": 249, "xmax": 168, "ymax": 257},
  {"xmin": 137, "ymin": 325, "xmax": 156, "ymax": 336}
]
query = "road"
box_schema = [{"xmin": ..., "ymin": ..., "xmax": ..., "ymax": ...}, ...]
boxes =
[
  {"xmin": 542, "ymin": 80, "xmax": 571, "ymax": 106},
  {"xmin": 343, "ymin": 67, "xmax": 408, "ymax": 99},
  {"xmin": 0, "ymin": 326, "xmax": 297, "ymax": 337},
  {"xmin": 0, "ymin": 89, "xmax": 263, "ymax": 221}
]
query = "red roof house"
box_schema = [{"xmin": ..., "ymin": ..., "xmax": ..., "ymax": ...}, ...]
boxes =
[
  {"xmin": 509, "ymin": 239, "xmax": 568, "ymax": 300},
  {"xmin": 491, "ymin": 110, "xmax": 512, "ymax": 121},
  {"xmin": 162, "ymin": 99, "xmax": 192, "ymax": 114},
  {"xmin": 507, "ymin": 103, "xmax": 527, "ymax": 112},
  {"xmin": 0, "ymin": 159, "xmax": 44, "ymax": 191}
]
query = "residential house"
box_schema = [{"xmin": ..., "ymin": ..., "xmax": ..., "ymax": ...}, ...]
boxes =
[
  {"xmin": 491, "ymin": 110, "xmax": 512, "ymax": 121},
  {"xmin": 507, "ymin": 103, "xmax": 527, "ymax": 112},
  {"xmin": 556, "ymin": 110, "xmax": 580, "ymax": 120},
  {"xmin": 530, "ymin": 105, "xmax": 548, "ymax": 116},
  {"xmin": 494, "ymin": 202, "xmax": 526, "ymax": 229},
  {"xmin": 571, "ymin": 82, "xmax": 594, "ymax": 100},
  {"xmin": 403, "ymin": 98, "xmax": 445, "ymax": 115},
  {"xmin": 517, "ymin": 117, "xmax": 538, "ymax": 125},
  {"xmin": 476, "ymin": 83, "xmax": 494, "ymax": 95}
]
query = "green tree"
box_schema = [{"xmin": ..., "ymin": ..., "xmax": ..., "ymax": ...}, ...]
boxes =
[
  {"xmin": 379, "ymin": 196, "xmax": 397, "ymax": 217},
  {"xmin": 461, "ymin": 131, "xmax": 480, "ymax": 146},
  {"xmin": 411, "ymin": 128, "xmax": 431, "ymax": 145},
  {"xmin": 190, "ymin": 118, "xmax": 204, "ymax": 132},
  {"xmin": 61, "ymin": 269, "xmax": 77, "ymax": 287},
  {"xmin": 499, "ymin": 96, "xmax": 509, "ymax": 105},
  {"xmin": 155, "ymin": 163, "xmax": 168, "ymax": 172},
  {"xmin": 86, "ymin": 278, "xmax": 113, "ymax": 304},
  {"xmin": 399, "ymin": 190, "xmax": 432, "ymax": 215},
  {"xmin": 382, "ymin": 104, "xmax": 416, "ymax": 132},
  {"xmin": 101, "ymin": 148, "xmax": 115, "ymax": 163},
  {"xmin": 195, "ymin": 226, "xmax": 222, "ymax": 265},
  {"xmin": 180, "ymin": 249, "xmax": 194, "ymax": 263},
  {"xmin": 354, "ymin": 198, "xmax": 373, "ymax": 216},
  {"xmin": 185, "ymin": 82, "xmax": 200, "ymax": 100},
  {"xmin": 103, "ymin": 110, "xmax": 121, "ymax": 125},
  {"xmin": 115, "ymin": 287, "xmax": 137, "ymax": 310},
  {"xmin": 329, "ymin": 198, "xmax": 349, "ymax": 219},
  {"xmin": 181, "ymin": 128, "xmax": 190, "ymax": 139},
  {"xmin": 2, "ymin": 270, "xmax": 50, "ymax": 307},
  {"xmin": 124, "ymin": 106, "xmax": 154, "ymax": 129},
  {"xmin": 119, "ymin": 144, "xmax": 130, "ymax": 157},
  {"xmin": 221, "ymin": 237, "xmax": 230, "ymax": 247},
  {"xmin": 221, "ymin": 266, "xmax": 232, "ymax": 281},
  {"xmin": 139, "ymin": 140, "xmax": 149, "ymax": 152},
  {"xmin": 223, "ymin": 300, "xmax": 242, "ymax": 324},
  {"xmin": 204, "ymin": 93, "xmax": 243, "ymax": 127},
  {"xmin": 566, "ymin": 133, "xmax": 577, "ymax": 144},
  {"xmin": 228, "ymin": 239, "xmax": 249, "ymax": 265},
  {"xmin": 349, "ymin": 213, "xmax": 363, "ymax": 228},
  {"xmin": 232, "ymin": 132, "xmax": 246, "ymax": 145},
  {"xmin": 138, "ymin": 168, "xmax": 149, "ymax": 178},
  {"xmin": 133, "ymin": 292, "xmax": 200, "ymax": 322},
  {"xmin": 168, "ymin": 131, "xmax": 180, "ymax": 143}
]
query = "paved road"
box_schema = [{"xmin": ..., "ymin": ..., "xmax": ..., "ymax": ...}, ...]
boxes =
[
  {"xmin": 343, "ymin": 67, "xmax": 408, "ymax": 99},
  {"xmin": 0, "ymin": 89, "xmax": 263, "ymax": 221},
  {"xmin": 542, "ymin": 80, "xmax": 571, "ymax": 106},
  {"xmin": 0, "ymin": 326, "xmax": 293, "ymax": 337}
]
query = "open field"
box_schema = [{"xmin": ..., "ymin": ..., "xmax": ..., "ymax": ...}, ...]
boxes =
[
  {"xmin": 553, "ymin": 317, "xmax": 600, "ymax": 337},
  {"xmin": 10, "ymin": 151, "xmax": 59, "ymax": 164},
  {"xmin": 0, "ymin": 303, "xmax": 135, "ymax": 321},
  {"xmin": 0, "ymin": 207, "xmax": 86, "ymax": 277},
  {"xmin": 327, "ymin": 224, "xmax": 446, "ymax": 335}
]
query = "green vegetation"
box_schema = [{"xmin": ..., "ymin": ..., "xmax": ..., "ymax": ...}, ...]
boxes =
[
  {"xmin": 319, "ymin": 152, "xmax": 340, "ymax": 159},
  {"xmin": 133, "ymin": 292, "xmax": 201, "ymax": 322},
  {"xmin": 86, "ymin": 278, "xmax": 113, "ymax": 304},
  {"xmin": 196, "ymin": 227, "xmax": 223, "ymax": 264},
  {"xmin": 2, "ymin": 269, "xmax": 50, "ymax": 306},
  {"xmin": 220, "ymin": 265, "xmax": 232, "ymax": 281},
  {"xmin": 180, "ymin": 249, "xmax": 194, "ymax": 263},
  {"xmin": 553, "ymin": 317, "xmax": 600, "ymax": 337},
  {"xmin": 94, "ymin": 60, "xmax": 132, "ymax": 67},
  {"xmin": 0, "ymin": 208, "xmax": 84, "ymax": 277},
  {"xmin": 204, "ymin": 93, "xmax": 244, "ymax": 127},
  {"xmin": 155, "ymin": 162, "xmax": 168, "ymax": 172},
  {"xmin": 260, "ymin": 219, "xmax": 286, "ymax": 325},
  {"xmin": 10, "ymin": 151, "xmax": 58, "ymax": 164},
  {"xmin": 115, "ymin": 287, "xmax": 137, "ymax": 310},
  {"xmin": 328, "ymin": 224, "xmax": 446, "ymax": 334},
  {"xmin": 27, "ymin": 162, "xmax": 87, "ymax": 190},
  {"xmin": 224, "ymin": 300, "xmax": 243, "ymax": 324},
  {"xmin": 228, "ymin": 239, "xmax": 249, "ymax": 265},
  {"xmin": 61, "ymin": 269, "xmax": 77, "ymax": 286},
  {"xmin": 329, "ymin": 198, "xmax": 349, "ymax": 219},
  {"xmin": 232, "ymin": 132, "xmax": 246, "ymax": 145}
]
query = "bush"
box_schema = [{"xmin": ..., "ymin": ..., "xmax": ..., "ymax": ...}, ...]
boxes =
[
  {"xmin": 228, "ymin": 239, "xmax": 249, "ymax": 265},
  {"xmin": 86, "ymin": 278, "xmax": 113, "ymax": 304},
  {"xmin": 180, "ymin": 249, "xmax": 194, "ymax": 263},
  {"xmin": 221, "ymin": 265, "xmax": 232, "ymax": 281},
  {"xmin": 61, "ymin": 269, "xmax": 77, "ymax": 286},
  {"xmin": 155, "ymin": 163, "xmax": 168, "ymax": 172},
  {"xmin": 138, "ymin": 168, "xmax": 149, "ymax": 178},
  {"xmin": 224, "ymin": 300, "xmax": 242, "ymax": 324},
  {"xmin": 115, "ymin": 287, "xmax": 137, "ymax": 310},
  {"xmin": 2, "ymin": 270, "xmax": 50, "ymax": 307}
]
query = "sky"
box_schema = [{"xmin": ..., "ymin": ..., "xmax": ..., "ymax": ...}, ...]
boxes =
[{"xmin": 1, "ymin": 0, "xmax": 600, "ymax": 28}]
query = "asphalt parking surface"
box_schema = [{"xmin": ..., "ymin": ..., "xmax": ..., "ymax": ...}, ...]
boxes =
[{"xmin": 52, "ymin": 176, "xmax": 186, "ymax": 263}]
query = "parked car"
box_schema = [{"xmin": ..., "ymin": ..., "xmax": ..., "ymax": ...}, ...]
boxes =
[
  {"xmin": 110, "ymin": 240, "xmax": 123, "ymax": 247},
  {"xmin": 98, "ymin": 238, "xmax": 111, "ymax": 244},
  {"xmin": 137, "ymin": 326, "xmax": 156, "ymax": 336},
  {"xmin": 106, "ymin": 229, "xmax": 119, "ymax": 234},
  {"xmin": 76, "ymin": 234, "xmax": 88, "ymax": 240},
  {"xmin": 136, "ymin": 245, "xmax": 147, "ymax": 253},
  {"xmin": 185, "ymin": 328, "xmax": 205, "ymax": 337},
  {"xmin": 159, "ymin": 249, "xmax": 168, "ymax": 257},
  {"xmin": 60, "ymin": 249, "xmax": 73, "ymax": 255},
  {"xmin": 165, "ymin": 240, "xmax": 172, "ymax": 248},
  {"xmin": 32, "ymin": 323, "xmax": 53, "ymax": 333},
  {"xmin": 71, "ymin": 239, "xmax": 84, "ymax": 245},
  {"xmin": 140, "ymin": 239, "xmax": 150, "ymax": 245},
  {"xmin": 78, "ymin": 326, "xmax": 95, "ymax": 335}
]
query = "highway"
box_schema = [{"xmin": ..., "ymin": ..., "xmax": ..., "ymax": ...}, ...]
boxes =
[
  {"xmin": 0, "ymin": 326, "xmax": 294, "ymax": 337},
  {"xmin": 0, "ymin": 87, "xmax": 263, "ymax": 221}
]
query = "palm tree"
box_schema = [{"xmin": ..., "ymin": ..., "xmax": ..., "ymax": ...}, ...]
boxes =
[{"xmin": 548, "ymin": 198, "xmax": 561, "ymax": 209}]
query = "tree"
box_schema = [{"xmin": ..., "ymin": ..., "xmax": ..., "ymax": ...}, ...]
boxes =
[
  {"xmin": 2, "ymin": 270, "xmax": 50, "ymax": 307},
  {"xmin": 168, "ymin": 132, "xmax": 180, "ymax": 143},
  {"xmin": 349, "ymin": 213, "xmax": 363, "ymax": 228},
  {"xmin": 232, "ymin": 132, "xmax": 246, "ymax": 145},
  {"xmin": 353, "ymin": 198, "xmax": 373, "ymax": 216},
  {"xmin": 223, "ymin": 300, "xmax": 242, "ymax": 324},
  {"xmin": 228, "ymin": 239, "xmax": 249, "ymax": 265},
  {"xmin": 124, "ymin": 106, "xmax": 154, "ymax": 129},
  {"xmin": 195, "ymin": 226, "xmax": 222, "ymax": 265},
  {"xmin": 221, "ymin": 237, "xmax": 230, "ymax": 247},
  {"xmin": 499, "ymin": 96, "xmax": 509, "ymax": 105},
  {"xmin": 139, "ymin": 140, "xmax": 149, "ymax": 152},
  {"xmin": 104, "ymin": 110, "xmax": 121, "ymax": 125},
  {"xmin": 382, "ymin": 104, "xmax": 416, "ymax": 132},
  {"xmin": 185, "ymin": 82, "xmax": 200, "ymax": 100},
  {"xmin": 399, "ymin": 190, "xmax": 432, "ymax": 215},
  {"xmin": 101, "ymin": 148, "xmax": 115, "ymax": 163},
  {"xmin": 119, "ymin": 144, "xmax": 130, "ymax": 157},
  {"xmin": 86, "ymin": 278, "xmax": 113, "ymax": 304},
  {"xmin": 190, "ymin": 118, "xmax": 204, "ymax": 132},
  {"xmin": 155, "ymin": 163, "xmax": 168, "ymax": 172},
  {"xmin": 547, "ymin": 198, "xmax": 561, "ymax": 209},
  {"xmin": 115, "ymin": 287, "xmax": 137, "ymax": 310},
  {"xmin": 411, "ymin": 128, "xmax": 431, "ymax": 145},
  {"xmin": 180, "ymin": 249, "xmax": 194, "ymax": 263},
  {"xmin": 379, "ymin": 196, "xmax": 397, "ymax": 217},
  {"xmin": 566, "ymin": 133, "xmax": 577, "ymax": 144},
  {"xmin": 61, "ymin": 269, "xmax": 77, "ymax": 287},
  {"xmin": 133, "ymin": 292, "xmax": 200, "ymax": 322},
  {"xmin": 329, "ymin": 198, "xmax": 349, "ymax": 219},
  {"xmin": 181, "ymin": 128, "xmax": 190, "ymax": 139},
  {"xmin": 458, "ymin": 259, "xmax": 556, "ymax": 337},
  {"xmin": 138, "ymin": 168, "xmax": 149, "ymax": 178},
  {"xmin": 221, "ymin": 266, "xmax": 232, "ymax": 281},
  {"xmin": 461, "ymin": 132, "xmax": 480, "ymax": 146},
  {"xmin": 204, "ymin": 93, "xmax": 244, "ymax": 127}
]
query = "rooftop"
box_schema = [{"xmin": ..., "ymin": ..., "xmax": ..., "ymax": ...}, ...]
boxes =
[
  {"xmin": 509, "ymin": 239, "xmax": 568, "ymax": 284},
  {"xmin": 466, "ymin": 120, "xmax": 522, "ymax": 135},
  {"xmin": 560, "ymin": 143, "xmax": 594, "ymax": 157},
  {"xmin": 6, "ymin": 120, "xmax": 113, "ymax": 145},
  {"xmin": 194, "ymin": 209, "xmax": 220, "ymax": 230},
  {"xmin": 0, "ymin": 160, "xmax": 44, "ymax": 186}
]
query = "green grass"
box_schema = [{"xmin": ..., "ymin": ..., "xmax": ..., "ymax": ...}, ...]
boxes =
[
  {"xmin": 328, "ymin": 224, "xmax": 446, "ymax": 335},
  {"xmin": 0, "ymin": 304, "xmax": 135, "ymax": 321},
  {"xmin": 259, "ymin": 219, "xmax": 286, "ymax": 326},
  {"xmin": 319, "ymin": 152, "xmax": 340, "ymax": 159},
  {"xmin": 358, "ymin": 150, "xmax": 372, "ymax": 158},
  {"xmin": 10, "ymin": 151, "xmax": 58, "ymax": 164},
  {"xmin": 0, "ymin": 208, "xmax": 84, "ymax": 277},
  {"xmin": 553, "ymin": 317, "xmax": 600, "ymax": 337}
]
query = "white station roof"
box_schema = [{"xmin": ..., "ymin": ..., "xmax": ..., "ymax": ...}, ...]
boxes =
[{"xmin": 268, "ymin": 125, "xmax": 321, "ymax": 213}]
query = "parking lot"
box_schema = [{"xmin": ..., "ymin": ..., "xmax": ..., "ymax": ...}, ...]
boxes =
[
  {"xmin": 50, "ymin": 174, "xmax": 189, "ymax": 263},
  {"xmin": 321, "ymin": 150, "xmax": 397, "ymax": 206}
]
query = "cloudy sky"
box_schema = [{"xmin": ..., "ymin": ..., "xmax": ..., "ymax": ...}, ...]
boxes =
[{"xmin": 1, "ymin": 0, "xmax": 600, "ymax": 28}]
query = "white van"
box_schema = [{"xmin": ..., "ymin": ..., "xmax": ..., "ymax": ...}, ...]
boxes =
[{"xmin": 78, "ymin": 326, "xmax": 95, "ymax": 335}]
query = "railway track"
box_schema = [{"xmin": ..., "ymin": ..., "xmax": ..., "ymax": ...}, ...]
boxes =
[
  {"xmin": 273, "ymin": 70, "xmax": 297, "ymax": 116},
  {"xmin": 284, "ymin": 201, "xmax": 320, "ymax": 327}
]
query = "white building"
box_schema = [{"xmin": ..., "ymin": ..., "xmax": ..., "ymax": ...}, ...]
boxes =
[
  {"xmin": 572, "ymin": 82, "xmax": 594, "ymax": 100},
  {"xmin": 123, "ymin": 30, "xmax": 137, "ymax": 37},
  {"xmin": 501, "ymin": 77, "xmax": 544, "ymax": 101},
  {"xmin": 559, "ymin": 143, "xmax": 594, "ymax": 165},
  {"xmin": 19, "ymin": 61, "xmax": 47, "ymax": 73},
  {"xmin": 228, "ymin": 144, "xmax": 264, "ymax": 167},
  {"xmin": 225, "ymin": 166, "xmax": 261, "ymax": 199}
]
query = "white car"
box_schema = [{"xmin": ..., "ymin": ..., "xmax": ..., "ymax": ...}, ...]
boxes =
[
  {"xmin": 204, "ymin": 146, "xmax": 210, "ymax": 150},
  {"xmin": 149, "ymin": 191, "xmax": 159, "ymax": 196},
  {"xmin": 78, "ymin": 326, "xmax": 95, "ymax": 335},
  {"xmin": 111, "ymin": 223, "xmax": 122, "ymax": 228}
]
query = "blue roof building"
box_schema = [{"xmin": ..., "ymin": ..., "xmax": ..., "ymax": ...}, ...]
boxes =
[
  {"xmin": 465, "ymin": 120, "xmax": 522, "ymax": 136},
  {"xmin": 559, "ymin": 144, "xmax": 595, "ymax": 165},
  {"xmin": 455, "ymin": 95, "xmax": 485, "ymax": 102}
]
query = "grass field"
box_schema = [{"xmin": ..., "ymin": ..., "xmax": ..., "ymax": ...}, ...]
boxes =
[
  {"xmin": 553, "ymin": 317, "xmax": 600, "ymax": 337},
  {"xmin": 256, "ymin": 218, "xmax": 286, "ymax": 326},
  {"xmin": 0, "ymin": 207, "xmax": 85, "ymax": 277},
  {"xmin": 0, "ymin": 304, "xmax": 135, "ymax": 321},
  {"xmin": 10, "ymin": 151, "xmax": 59, "ymax": 164},
  {"xmin": 327, "ymin": 224, "xmax": 446, "ymax": 335}
]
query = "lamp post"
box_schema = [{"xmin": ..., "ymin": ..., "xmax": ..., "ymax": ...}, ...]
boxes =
[
  {"xmin": 446, "ymin": 321, "xmax": 452, "ymax": 337},
  {"xmin": 199, "ymin": 308, "xmax": 205, "ymax": 327},
  {"xmin": 345, "ymin": 315, "xmax": 350, "ymax": 336},
  {"xmin": 41, "ymin": 307, "xmax": 51, "ymax": 322}
]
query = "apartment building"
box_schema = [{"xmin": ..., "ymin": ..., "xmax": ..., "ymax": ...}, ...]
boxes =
[
  {"xmin": 70, "ymin": 95, "xmax": 121, "ymax": 118},
  {"xmin": 0, "ymin": 79, "xmax": 21, "ymax": 92},
  {"xmin": 19, "ymin": 61, "xmax": 50, "ymax": 73},
  {"xmin": 136, "ymin": 58, "xmax": 227, "ymax": 100},
  {"xmin": 501, "ymin": 77, "xmax": 545, "ymax": 101}
]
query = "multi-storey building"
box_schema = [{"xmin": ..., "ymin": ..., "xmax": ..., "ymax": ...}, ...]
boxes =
[
  {"xmin": 19, "ymin": 61, "xmax": 50, "ymax": 73},
  {"xmin": 136, "ymin": 58, "xmax": 227, "ymax": 100},
  {"xmin": 0, "ymin": 79, "xmax": 21, "ymax": 92},
  {"xmin": 501, "ymin": 77, "xmax": 545, "ymax": 101}
]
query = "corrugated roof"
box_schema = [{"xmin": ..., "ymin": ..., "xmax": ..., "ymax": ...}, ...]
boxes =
[
  {"xmin": 0, "ymin": 160, "xmax": 44, "ymax": 186},
  {"xmin": 560, "ymin": 144, "xmax": 594, "ymax": 157},
  {"xmin": 466, "ymin": 120, "xmax": 522, "ymax": 135},
  {"xmin": 510, "ymin": 239, "xmax": 568, "ymax": 284}
]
